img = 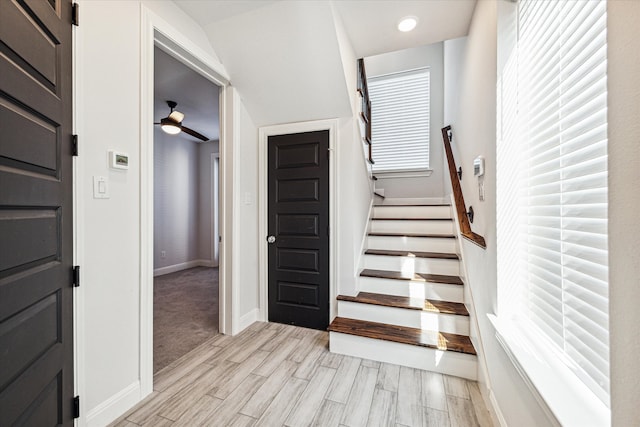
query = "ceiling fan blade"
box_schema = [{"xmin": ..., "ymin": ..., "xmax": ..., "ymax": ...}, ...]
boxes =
[
  {"xmin": 169, "ymin": 110, "xmax": 185, "ymax": 123},
  {"xmin": 181, "ymin": 125, "xmax": 209, "ymax": 142}
]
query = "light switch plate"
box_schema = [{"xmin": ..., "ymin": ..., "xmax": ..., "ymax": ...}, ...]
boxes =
[{"xmin": 93, "ymin": 176, "xmax": 109, "ymax": 199}]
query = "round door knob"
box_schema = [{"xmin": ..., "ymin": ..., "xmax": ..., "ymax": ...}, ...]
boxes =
[{"xmin": 267, "ymin": 235, "xmax": 276, "ymax": 244}]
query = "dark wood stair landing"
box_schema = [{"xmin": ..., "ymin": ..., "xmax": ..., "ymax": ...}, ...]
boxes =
[
  {"xmin": 360, "ymin": 268, "xmax": 464, "ymax": 286},
  {"xmin": 328, "ymin": 317, "xmax": 476, "ymax": 355},
  {"xmin": 338, "ymin": 292, "xmax": 468, "ymax": 316}
]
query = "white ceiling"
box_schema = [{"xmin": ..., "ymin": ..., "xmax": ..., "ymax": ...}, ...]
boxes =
[
  {"xmin": 199, "ymin": 1, "xmax": 353, "ymax": 126},
  {"xmin": 154, "ymin": 47, "xmax": 220, "ymax": 142},
  {"xmin": 167, "ymin": 0, "xmax": 477, "ymax": 127},
  {"xmin": 172, "ymin": 0, "xmax": 278, "ymax": 27},
  {"xmin": 175, "ymin": 1, "xmax": 477, "ymax": 58},
  {"xmin": 333, "ymin": 0, "xmax": 477, "ymax": 57}
]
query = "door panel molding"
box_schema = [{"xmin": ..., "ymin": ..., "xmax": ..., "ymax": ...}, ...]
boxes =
[
  {"xmin": 0, "ymin": 0, "xmax": 73, "ymax": 424},
  {"xmin": 258, "ymin": 119, "xmax": 338, "ymax": 326}
]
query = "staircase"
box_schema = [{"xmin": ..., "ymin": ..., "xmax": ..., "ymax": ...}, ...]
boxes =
[{"xmin": 328, "ymin": 201, "xmax": 477, "ymax": 380}]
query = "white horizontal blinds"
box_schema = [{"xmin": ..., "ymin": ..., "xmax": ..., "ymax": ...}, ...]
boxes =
[
  {"xmin": 368, "ymin": 68, "xmax": 429, "ymax": 172},
  {"xmin": 518, "ymin": 0, "xmax": 609, "ymax": 404}
]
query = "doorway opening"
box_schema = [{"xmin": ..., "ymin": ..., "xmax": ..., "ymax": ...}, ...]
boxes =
[{"xmin": 152, "ymin": 46, "xmax": 221, "ymax": 373}]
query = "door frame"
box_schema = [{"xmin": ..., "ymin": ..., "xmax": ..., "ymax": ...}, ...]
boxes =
[
  {"xmin": 139, "ymin": 6, "xmax": 236, "ymax": 395},
  {"xmin": 212, "ymin": 153, "xmax": 220, "ymax": 267},
  {"xmin": 258, "ymin": 120, "xmax": 339, "ymax": 324}
]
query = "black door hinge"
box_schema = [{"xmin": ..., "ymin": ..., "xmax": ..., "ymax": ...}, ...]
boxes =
[
  {"xmin": 72, "ymin": 3, "xmax": 79, "ymax": 26},
  {"xmin": 73, "ymin": 396, "xmax": 80, "ymax": 419},
  {"xmin": 72, "ymin": 135, "xmax": 78, "ymax": 156},
  {"xmin": 72, "ymin": 266, "xmax": 80, "ymax": 287}
]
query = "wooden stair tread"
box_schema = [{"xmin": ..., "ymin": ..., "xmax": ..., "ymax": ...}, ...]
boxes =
[
  {"xmin": 328, "ymin": 317, "xmax": 476, "ymax": 355},
  {"xmin": 365, "ymin": 249, "xmax": 459, "ymax": 260},
  {"xmin": 368, "ymin": 232, "xmax": 456, "ymax": 238},
  {"xmin": 338, "ymin": 292, "xmax": 469, "ymax": 316},
  {"xmin": 360, "ymin": 269, "xmax": 464, "ymax": 285},
  {"xmin": 371, "ymin": 217, "xmax": 452, "ymax": 221}
]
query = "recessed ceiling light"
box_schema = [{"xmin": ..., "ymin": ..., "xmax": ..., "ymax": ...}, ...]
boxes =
[{"xmin": 398, "ymin": 16, "xmax": 418, "ymax": 32}]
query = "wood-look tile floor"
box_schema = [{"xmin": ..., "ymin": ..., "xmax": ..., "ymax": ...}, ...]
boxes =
[{"xmin": 110, "ymin": 322, "xmax": 493, "ymax": 427}]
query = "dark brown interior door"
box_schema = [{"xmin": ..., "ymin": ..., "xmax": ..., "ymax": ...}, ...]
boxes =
[
  {"xmin": 268, "ymin": 130, "xmax": 329, "ymax": 330},
  {"xmin": 0, "ymin": 0, "xmax": 74, "ymax": 425}
]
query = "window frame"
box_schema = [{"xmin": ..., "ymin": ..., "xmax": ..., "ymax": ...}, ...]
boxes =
[
  {"xmin": 368, "ymin": 67, "xmax": 431, "ymax": 173},
  {"xmin": 494, "ymin": 0, "xmax": 610, "ymax": 425}
]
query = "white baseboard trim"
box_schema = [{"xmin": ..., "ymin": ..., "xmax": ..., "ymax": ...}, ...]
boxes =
[
  {"xmin": 85, "ymin": 381, "xmax": 141, "ymax": 427},
  {"xmin": 153, "ymin": 259, "xmax": 216, "ymax": 277},
  {"xmin": 378, "ymin": 197, "xmax": 447, "ymax": 205},
  {"xmin": 238, "ymin": 308, "xmax": 260, "ymax": 332},
  {"xmin": 199, "ymin": 259, "xmax": 218, "ymax": 268},
  {"xmin": 489, "ymin": 389, "xmax": 508, "ymax": 427}
]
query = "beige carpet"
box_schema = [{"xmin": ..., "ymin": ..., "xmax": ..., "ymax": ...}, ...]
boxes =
[{"xmin": 153, "ymin": 266, "xmax": 219, "ymax": 373}]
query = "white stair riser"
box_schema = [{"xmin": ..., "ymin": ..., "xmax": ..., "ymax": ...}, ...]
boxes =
[
  {"xmin": 337, "ymin": 301, "xmax": 469, "ymax": 335},
  {"xmin": 329, "ymin": 332, "xmax": 477, "ymax": 380},
  {"xmin": 359, "ymin": 277, "xmax": 464, "ymax": 303},
  {"xmin": 370, "ymin": 220, "xmax": 454, "ymax": 235},
  {"xmin": 373, "ymin": 205, "xmax": 452, "ymax": 219},
  {"xmin": 362, "ymin": 255, "xmax": 460, "ymax": 276},
  {"xmin": 367, "ymin": 235, "xmax": 458, "ymax": 253}
]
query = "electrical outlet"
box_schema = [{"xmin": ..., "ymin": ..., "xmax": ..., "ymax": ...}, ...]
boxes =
[{"xmin": 161, "ymin": 250, "xmax": 166, "ymax": 258}]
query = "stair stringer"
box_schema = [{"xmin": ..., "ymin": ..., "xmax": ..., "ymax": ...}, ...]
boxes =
[
  {"xmin": 447, "ymin": 193, "xmax": 493, "ymax": 398},
  {"xmin": 330, "ymin": 197, "xmax": 478, "ymax": 379},
  {"xmin": 354, "ymin": 198, "xmax": 375, "ymax": 294}
]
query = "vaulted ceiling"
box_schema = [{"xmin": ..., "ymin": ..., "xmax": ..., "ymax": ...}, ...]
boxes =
[{"xmin": 167, "ymin": 0, "xmax": 477, "ymax": 127}]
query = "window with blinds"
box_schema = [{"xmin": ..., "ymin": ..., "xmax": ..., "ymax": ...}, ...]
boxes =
[
  {"xmin": 368, "ymin": 68, "xmax": 430, "ymax": 172},
  {"xmin": 497, "ymin": 0, "xmax": 609, "ymax": 406}
]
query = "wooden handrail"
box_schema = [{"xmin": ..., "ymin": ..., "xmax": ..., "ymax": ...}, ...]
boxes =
[
  {"xmin": 357, "ymin": 58, "xmax": 374, "ymax": 165},
  {"xmin": 441, "ymin": 126, "xmax": 486, "ymax": 249}
]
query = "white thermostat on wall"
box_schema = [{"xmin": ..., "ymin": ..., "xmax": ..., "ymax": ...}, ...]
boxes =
[
  {"xmin": 109, "ymin": 150, "xmax": 129, "ymax": 170},
  {"xmin": 473, "ymin": 156, "xmax": 485, "ymax": 177}
]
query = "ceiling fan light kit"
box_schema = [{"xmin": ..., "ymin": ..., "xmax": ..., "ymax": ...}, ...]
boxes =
[
  {"xmin": 155, "ymin": 100, "xmax": 209, "ymax": 142},
  {"xmin": 160, "ymin": 117, "xmax": 182, "ymax": 135}
]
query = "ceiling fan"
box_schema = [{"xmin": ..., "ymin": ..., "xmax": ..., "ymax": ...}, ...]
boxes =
[{"xmin": 155, "ymin": 100, "xmax": 209, "ymax": 142}]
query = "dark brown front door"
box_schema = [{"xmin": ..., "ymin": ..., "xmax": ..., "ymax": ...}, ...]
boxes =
[
  {"xmin": 0, "ymin": 0, "xmax": 74, "ymax": 425},
  {"xmin": 268, "ymin": 130, "xmax": 329, "ymax": 330}
]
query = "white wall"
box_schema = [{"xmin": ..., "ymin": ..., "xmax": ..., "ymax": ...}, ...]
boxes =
[
  {"xmin": 607, "ymin": 1, "xmax": 640, "ymax": 425},
  {"xmin": 153, "ymin": 134, "xmax": 218, "ymax": 272},
  {"xmin": 332, "ymin": 5, "xmax": 374, "ymax": 299},
  {"xmin": 365, "ymin": 43, "xmax": 446, "ymax": 200},
  {"xmin": 443, "ymin": 1, "xmax": 558, "ymax": 426},
  {"xmin": 236, "ymin": 102, "xmax": 259, "ymax": 319},
  {"xmin": 445, "ymin": 1, "xmax": 640, "ymax": 425},
  {"xmin": 76, "ymin": 1, "xmax": 255, "ymax": 425},
  {"xmin": 77, "ymin": 2, "xmax": 143, "ymax": 420},
  {"xmin": 443, "ymin": 36, "xmax": 467, "ymax": 199},
  {"xmin": 153, "ymin": 131, "xmax": 200, "ymax": 269},
  {"xmin": 336, "ymin": 116, "xmax": 374, "ymax": 298},
  {"xmin": 204, "ymin": 1, "xmax": 352, "ymax": 127}
]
